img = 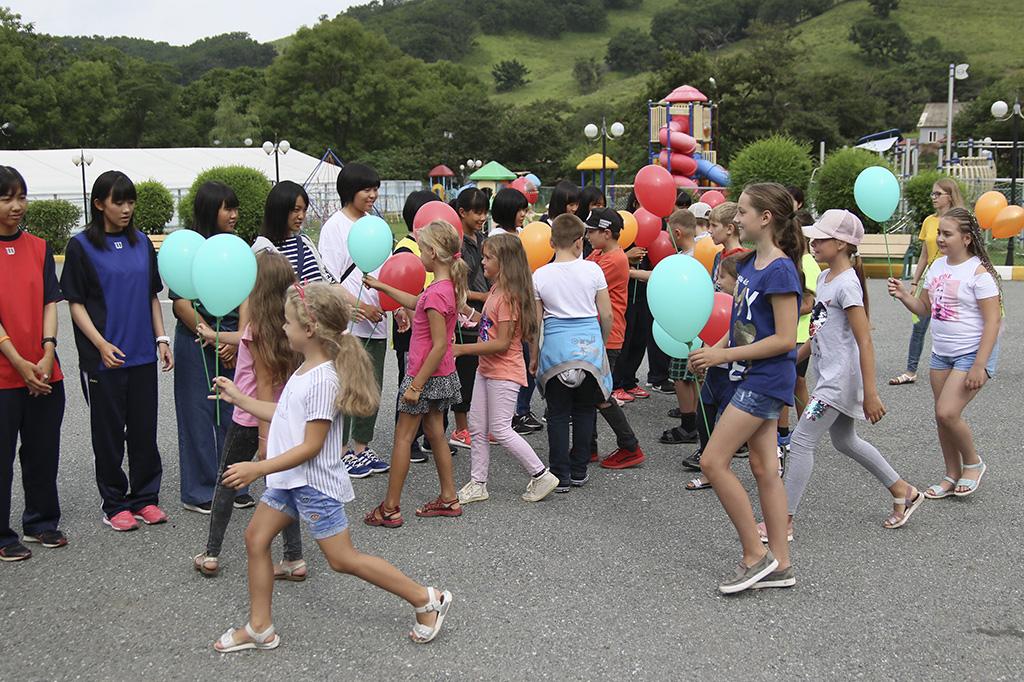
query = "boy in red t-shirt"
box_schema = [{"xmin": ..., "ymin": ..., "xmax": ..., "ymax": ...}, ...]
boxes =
[{"xmin": 585, "ymin": 208, "xmax": 645, "ymax": 470}]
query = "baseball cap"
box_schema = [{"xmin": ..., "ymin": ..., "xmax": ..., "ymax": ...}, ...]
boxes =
[
  {"xmin": 689, "ymin": 202, "xmax": 712, "ymax": 219},
  {"xmin": 802, "ymin": 209, "xmax": 864, "ymax": 246},
  {"xmin": 584, "ymin": 207, "xmax": 624, "ymax": 235}
]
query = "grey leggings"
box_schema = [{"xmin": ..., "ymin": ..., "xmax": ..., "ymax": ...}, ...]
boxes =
[{"xmin": 784, "ymin": 399, "xmax": 900, "ymax": 516}]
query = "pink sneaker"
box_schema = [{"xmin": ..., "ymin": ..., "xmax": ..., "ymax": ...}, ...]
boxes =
[
  {"xmin": 133, "ymin": 505, "xmax": 168, "ymax": 525},
  {"xmin": 103, "ymin": 511, "xmax": 139, "ymax": 532},
  {"xmin": 448, "ymin": 429, "xmax": 471, "ymax": 450}
]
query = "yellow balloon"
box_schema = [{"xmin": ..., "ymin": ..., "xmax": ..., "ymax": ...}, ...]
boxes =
[
  {"xmin": 520, "ymin": 221, "xmax": 554, "ymax": 272},
  {"xmin": 618, "ymin": 210, "xmax": 639, "ymax": 247},
  {"xmin": 975, "ymin": 191, "xmax": 1008, "ymax": 230}
]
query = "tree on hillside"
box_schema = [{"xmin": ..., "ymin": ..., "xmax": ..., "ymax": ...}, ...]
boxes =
[
  {"xmin": 605, "ymin": 29, "xmax": 659, "ymax": 73},
  {"xmin": 869, "ymin": 0, "xmax": 899, "ymax": 18},
  {"xmin": 849, "ymin": 18, "xmax": 909, "ymax": 63},
  {"xmin": 573, "ymin": 57, "xmax": 603, "ymax": 94},
  {"xmin": 492, "ymin": 59, "xmax": 530, "ymax": 92}
]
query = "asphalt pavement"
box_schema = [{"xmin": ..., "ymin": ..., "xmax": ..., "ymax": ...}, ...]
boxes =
[{"xmin": 2, "ymin": 279, "xmax": 1022, "ymax": 681}]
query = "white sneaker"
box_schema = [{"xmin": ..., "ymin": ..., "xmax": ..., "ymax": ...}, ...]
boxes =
[
  {"xmin": 522, "ymin": 470, "xmax": 559, "ymax": 502},
  {"xmin": 457, "ymin": 480, "xmax": 489, "ymax": 504}
]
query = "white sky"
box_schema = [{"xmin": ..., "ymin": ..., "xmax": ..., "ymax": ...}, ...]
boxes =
[{"xmin": 5, "ymin": 0, "xmax": 366, "ymax": 45}]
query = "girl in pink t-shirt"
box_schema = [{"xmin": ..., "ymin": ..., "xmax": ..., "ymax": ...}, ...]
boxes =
[
  {"xmin": 193, "ymin": 252, "xmax": 305, "ymax": 578},
  {"xmin": 363, "ymin": 221, "xmax": 467, "ymax": 527},
  {"xmin": 452, "ymin": 234, "xmax": 560, "ymax": 504}
]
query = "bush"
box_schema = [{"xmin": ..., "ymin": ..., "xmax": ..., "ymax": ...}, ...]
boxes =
[
  {"xmin": 904, "ymin": 171, "xmax": 967, "ymax": 225},
  {"xmin": 811, "ymin": 148, "xmax": 894, "ymax": 232},
  {"xmin": 492, "ymin": 59, "xmax": 529, "ymax": 93},
  {"xmin": 24, "ymin": 200, "xmax": 80, "ymax": 254},
  {"xmin": 179, "ymin": 166, "xmax": 272, "ymax": 243},
  {"xmin": 849, "ymin": 18, "xmax": 909, "ymax": 63},
  {"xmin": 133, "ymin": 180, "xmax": 175, "ymax": 235},
  {"xmin": 573, "ymin": 57, "xmax": 603, "ymax": 94},
  {"xmin": 605, "ymin": 29, "xmax": 659, "ymax": 73},
  {"xmin": 728, "ymin": 135, "xmax": 813, "ymax": 193}
]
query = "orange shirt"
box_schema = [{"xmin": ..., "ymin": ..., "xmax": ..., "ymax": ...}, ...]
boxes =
[{"xmin": 587, "ymin": 247, "xmax": 628, "ymax": 350}]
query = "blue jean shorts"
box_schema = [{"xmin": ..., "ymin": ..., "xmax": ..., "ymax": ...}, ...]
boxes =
[
  {"xmin": 730, "ymin": 387, "xmax": 785, "ymax": 420},
  {"xmin": 261, "ymin": 486, "xmax": 349, "ymax": 540},
  {"xmin": 929, "ymin": 341, "xmax": 999, "ymax": 378}
]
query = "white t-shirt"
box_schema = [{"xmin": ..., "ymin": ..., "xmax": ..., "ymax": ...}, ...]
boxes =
[
  {"xmin": 318, "ymin": 210, "xmax": 387, "ymax": 339},
  {"xmin": 266, "ymin": 362, "xmax": 354, "ymax": 503},
  {"xmin": 533, "ymin": 259, "xmax": 607, "ymax": 319},
  {"xmin": 924, "ymin": 256, "xmax": 1000, "ymax": 357},
  {"xmin": 489, "ymin": 226, "xmax": 522, "ymax": 237}
]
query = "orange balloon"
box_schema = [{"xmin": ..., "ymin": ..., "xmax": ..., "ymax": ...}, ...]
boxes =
[
  {"xmin": 618, "ymin": 210, "xmax": 638, "ymax": 247},
  {"xmin": 991, "ymin": 205, "xmax": 1024, "ymax": 239},
  {"xmin": 520, "ymin": 221, "xmax": 554, "ymax": 271},
  {"xmin": 975, "ymin": 191, "xmax": 1008, "ymax": 230},
  {"xmin": 694, "ymin": 236, "xmax": 723, "ymax": 275}
]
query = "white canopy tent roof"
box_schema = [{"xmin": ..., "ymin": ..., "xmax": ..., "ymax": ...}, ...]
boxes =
[{"xmin": 0, "ymin": 146, "xmax": 340, "ymax": 198}]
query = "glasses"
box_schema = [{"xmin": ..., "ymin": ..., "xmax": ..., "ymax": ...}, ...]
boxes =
[{"xmin": 930, "ymin": 192, "xmax": 949, "ymax": 198}]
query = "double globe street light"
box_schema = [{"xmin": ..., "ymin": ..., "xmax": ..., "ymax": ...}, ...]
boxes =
[{"xmin": 584, "ymin": 118, "xmax": 624, "ymax": 195}]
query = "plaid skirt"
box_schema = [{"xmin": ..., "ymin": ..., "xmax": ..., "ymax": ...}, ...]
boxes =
[{"xmin": 668, "ymin": 357, "xmax": 696, "ymax": 382}]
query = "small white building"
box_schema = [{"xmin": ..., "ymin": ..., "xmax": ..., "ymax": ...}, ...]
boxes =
[{"xmin": 916, "ymin": 102, "xmax": 965, "ymax": 146}]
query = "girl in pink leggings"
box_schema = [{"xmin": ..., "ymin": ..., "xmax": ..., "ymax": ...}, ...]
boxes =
[{"xmin": 454, "ymin": 233, "xmax": 560, "ymax": 503}]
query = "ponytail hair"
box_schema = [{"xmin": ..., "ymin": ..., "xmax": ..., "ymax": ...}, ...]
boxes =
[
  {"xmin": 739, "ymin": 182, "xmax": 805, "ymax": 288},
  {"xmin": 285, "ymin": 283, "xmax": 380, "ymax": 418},
  {"xmin": 941, "ymin": 207, "xmax": 1003, "ymax": 303},
  {"xmin": 416, "ymin": 220, "xmax": 468, "ymax": 308}
]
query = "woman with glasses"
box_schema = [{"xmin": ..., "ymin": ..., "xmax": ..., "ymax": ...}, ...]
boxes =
[{"xmin": 889, "ymin": 178, "xmax": 965, "ymax": 385}]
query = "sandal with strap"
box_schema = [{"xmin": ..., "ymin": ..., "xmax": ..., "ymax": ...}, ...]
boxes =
[
  {"xmin": 924, "ymin": 476, "xmax": 957, "ymax": 499},
  {"xmin": 685, "ymin": 476, "xmax": 712, "ymax": 491},
  {"xmin": 889, "ymin": 372, "xmax": 917, "ymax": 386},
  {"xmin": 954, "ymin": 460, "xmax": 987, "ymax": 497},
  {"xmin": 214, "ymin": 623, "xmax": 281, "ymax": 653},
  {"xmin": 364, "ymin": 503, "xmax": 403, "ymax": 528},
  {"xmin": 883, "ymin": 486, "xmax": 925, "ymax": 529},
  {"xmin": 415, "ymin": 497, "xmax": 462, "ymax": 518},
  {"xmin": 410, "ymin": 587, "xmax": 453, "ymax": 644},
  {"xmin": 193, "ymin": 553, "xmax": 220, "ymax": 577},
  {"xmin": 274, "ymin": 559, "xmax": 307, "ymax": 582}
]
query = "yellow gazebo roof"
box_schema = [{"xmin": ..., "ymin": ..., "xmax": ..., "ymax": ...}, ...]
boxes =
[{"xmin": 576, "ymin": 153, "xmax": 619, "ymax": 171}]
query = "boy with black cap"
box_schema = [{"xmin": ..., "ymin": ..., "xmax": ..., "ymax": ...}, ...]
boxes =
[{"xmin": 585, "ymin": 208, "xmax": 646, "ymax": 470}]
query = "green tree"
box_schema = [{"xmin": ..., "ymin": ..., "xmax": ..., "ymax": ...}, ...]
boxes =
[
  {"xmin": 209, "ymin": 96, "xmax": 260, "ymax": 145},
  {"xmin": 849, "ymin": 18, "xmax": 909, "ymax": 63},
  {"xmin": 0, "ymin": 9, "xmax": 62, "ymax": 147},
  {"xmin": 729, "ymin": 136, "xmax": 813, "ymax": 191},
  {"xmin": 134, "ymin": 180, "xmax": 175, "ymax": 235},
  {"xmin": 24, "ymin": 199, "xmax": 80, "ymax": 253},
  {"xmin": 605, "ymin": 29, "xmax": 658, "ymax": 73},
  {"xmin": 868, "ymin": 0, "xmax": 899, "ymax": 18},
  {"xmin": 573, "ymin": 57, "xmax": 603, "ymax": 94},
  {"xmin": 811, "ymin": 148, "xmax": 893, "ymax": 232},
  {"xmin": 492, "ymin": 59, "xmax": 530, "ymax": 92},
  {"xmin": 494, "ymin": 100, "xmax": 576, "ymax": 180},
  {"xmin": 179, "ymin": 166, "xmax": 272, "ymax": 243},
  {"xmin": 57, "ymin": 60, "xmax": 120, "ymax": 146},
  {"xmin": 179, "ymin": 67, "xmax": 266, "ymax": 146}
]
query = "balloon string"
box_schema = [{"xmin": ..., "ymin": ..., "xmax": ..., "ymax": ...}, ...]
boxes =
[
  {"xmin": 193, "ymin": 302, "xmax": 213, "ymax": 393},
  {"xmin": 214, "ymin": 317, "xmax": 221, "ymax": 427}
]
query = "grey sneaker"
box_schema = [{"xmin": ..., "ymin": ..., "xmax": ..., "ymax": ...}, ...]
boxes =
[
  {"xmin": 522, "ymin": 470, "xmax": 559, "ymax": 502},
  {"xmin": 751, "ymin": 566, "xmax": 796, "ymax": 589},
  {"xmin": 719, "ymin": 550, "xmax": 779, "ymax": 595}
]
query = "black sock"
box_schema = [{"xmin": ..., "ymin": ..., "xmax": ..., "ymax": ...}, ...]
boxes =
[
  {"xmin": 680, "ymin": 412, "xmax": 696, "ymax": 432},
  {"xmin": 778, "ymin": 426, "xmax": 790, "ymax": 438},
  {"xmin": 532, "ymin": 469, "xmax": 547, "ymax": 479}
]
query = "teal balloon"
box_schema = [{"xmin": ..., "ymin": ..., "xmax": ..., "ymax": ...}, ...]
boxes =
[
  {"xmin": 191, "ymin": 234, "xmax": 257, "ymax": 317},
  {"xmin": 157, "ymin": 229, "xmax": 205, "ymax": 300},
  {"xmin": 854, "ymin": 166, "xmax": 900, "ymax": 222},
  {"xmin": 646, "ymin": 254, "xmax": 714, "ymax": 344},
  {"xmin": 348, "ymin": 215, "xmax": 394, "ymax": 273},
  {"xmin": 653, "ymin": 322, "xmax": 702, "ymax": 359}
]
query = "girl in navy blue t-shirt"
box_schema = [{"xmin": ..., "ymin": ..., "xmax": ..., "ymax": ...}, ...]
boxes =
[
  {"xmin": 61, "ymin": 171, "xmax": 174, "ymax": 532},
  {"xmin": 689, "ymin": 182, "xmax": 803, "ymax": 595}
]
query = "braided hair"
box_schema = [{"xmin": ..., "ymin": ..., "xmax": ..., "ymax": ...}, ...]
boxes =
[{"xmin": 941, "ymin": 207, "xmax": 1003, "ymax": 302}]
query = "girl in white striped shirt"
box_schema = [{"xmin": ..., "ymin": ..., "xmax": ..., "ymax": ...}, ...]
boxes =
[{"xmin": 210, "ymin": 282, "xmax": 452, "ymax": 652}]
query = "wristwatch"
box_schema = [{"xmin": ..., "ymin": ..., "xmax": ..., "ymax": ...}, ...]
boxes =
[
  {"xmin": 42, "ymin": 336, "xmax": 57, "ymax": 349},
  {"xmin": 156, "ymin": 335, "xmax": 171, "ymax": 346}
]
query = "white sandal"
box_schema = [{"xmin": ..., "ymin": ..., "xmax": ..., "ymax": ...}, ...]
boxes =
[
  {"xmin": 214, "ymin": 623, "xmax": 281, "ymax": 653},
  {"xmin": 884, "ymin": 487, "xmax": 924, "ymax": 529},
  {"xmin": 410, "ymin": 587, "xmax": 452, "ymax": 644}
]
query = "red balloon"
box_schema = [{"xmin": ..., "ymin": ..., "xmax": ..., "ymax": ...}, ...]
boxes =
[
  {"xmin": 509, "ymin": 177, "xmax": 539, "ymax": 204},
  {"xmin": 698, "ymin": 292, "xmax": 733, "ymax": 346},
  {"xmin": 647, "ymin": 231, "xmax": 677, "ymax": 266},
  {"xmin": 413, "ymin": 202, "xmax": 463, "ymax": 239},
  {"xmin": 377, "ymin": 252, "xmax": 427, "ymax": 312},
  {"xmin": 701, "ymin": 190, "xmax": 726, "ymax": 208},
  {"xmin": 633, "ymin": 208, "xmax": 662, "ymax": 248},
  {"xmin": 634, "ymin": 164, "xmax": 677, "ymax": 218}
]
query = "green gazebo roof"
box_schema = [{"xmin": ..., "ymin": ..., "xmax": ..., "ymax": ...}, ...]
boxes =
[{"xmin": 469, "ymin": 160, "xmax": 516, "ymax": 181}]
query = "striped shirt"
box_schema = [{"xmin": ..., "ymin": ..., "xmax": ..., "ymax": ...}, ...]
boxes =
[
  {"xmin": 265, "ymin": 362, "xmax": 353, "ymax": 503},
  {"xmin": 276, "ymin": 234, "xmax": 336, "ymax": 284}
]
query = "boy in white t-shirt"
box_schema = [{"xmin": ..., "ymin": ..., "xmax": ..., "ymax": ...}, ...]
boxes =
[{"xmin": 532, "ymin": 214, "xmax": 613, "ymax": 492}]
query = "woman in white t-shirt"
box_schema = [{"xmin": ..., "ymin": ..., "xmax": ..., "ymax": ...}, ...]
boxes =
[
  {"xmin": 316, "ymin": 163, "xmax": 391, "ymax": 476},
  {"xmin": 888, "ymin": 207, "xmax": 1002, "ymax": 499}
]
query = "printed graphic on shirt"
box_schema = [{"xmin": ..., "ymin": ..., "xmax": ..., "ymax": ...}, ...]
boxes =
[
  {"xmin": 930, "ymin": 273, "xmax": 959, "ymax": 321},
  {"xmin": 803, "ymin": 397, "xmax": 829, "ymax": 421},
  {"xmin": 4, "ymin": 247, "xmax": 14, "ymax": 256},
  {"xmin": 479, "ymin": 312, "xmax": 494, "ymax": 342},
  {"xmin": 808, "ymin": 300, "xmax": 828, "ymax": 338},
  {"xmin": 729, "ymin": 278, "xmax": 757, "ymax": 380}
]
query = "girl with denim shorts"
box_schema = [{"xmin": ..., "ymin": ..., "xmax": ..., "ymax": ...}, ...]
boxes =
[
  {"xmin": 210, "ymin": 282, "xmax": 452, "ymax": 652},
  {"xmin": 689, "ymin": 183, "xmax": 805, "ymax": 595},
  {"xmin": 889, "ymin": 207, "xmax": 1002, "ymax": 500}
]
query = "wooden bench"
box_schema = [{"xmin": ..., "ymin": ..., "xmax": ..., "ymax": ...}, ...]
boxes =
[
  {"xmin": 149, "ymin": 234, "xmax": 167, "ymax": 252},
  {"xmin": 857, "ymin": 233, "xmax": 911, "ymax": 278}
]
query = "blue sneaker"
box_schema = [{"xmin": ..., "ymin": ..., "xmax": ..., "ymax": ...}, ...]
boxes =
[
  {"xmin": 342, "ymin": 450, "xmax": 373, "ymax": 479},
  {"xmin": 776, "ymin": 433, "xmax": 791, "ymax": 477},
  {"xmin": 361, "ymin": 447, "xmax": 390, "ymax": 473}
]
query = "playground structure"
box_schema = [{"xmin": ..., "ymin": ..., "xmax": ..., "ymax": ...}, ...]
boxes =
[
  {"xmin": 428, "ymin": 164, "xmax": 455, "ymax": 200},
  {"xmin": 648, "ymin": 84, "xmax": 730, "ymax": 195}
]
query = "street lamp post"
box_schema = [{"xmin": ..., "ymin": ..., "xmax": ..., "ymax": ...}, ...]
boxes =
[
  {"xmin": 71, "ymin": 150, "xmax": 94, "ymax": 223},
  {"xmin": 991, "ymin": 98, "xmax": 1022, "ymax": 266},
  {"xmin": 584, "ymin": 117, "xmax": 624, "ymax": 196},
  {"xmin": 262, "ymin": 138, "xmax": 291, "ymax": 183}
]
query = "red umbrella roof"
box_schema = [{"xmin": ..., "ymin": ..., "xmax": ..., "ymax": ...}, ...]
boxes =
[
  {"xmin": 428, "ymin": 164, "xmax": 455, "ymax": 177},
  {"xmin": 662, "ymin": 85, "xmax": 708, "ymax": 103}
]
